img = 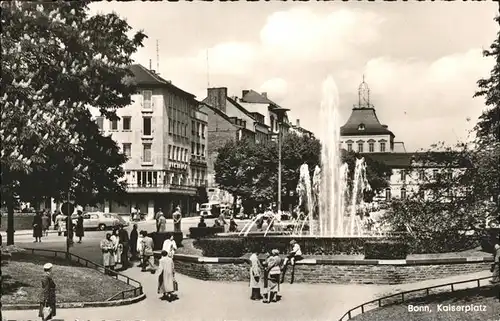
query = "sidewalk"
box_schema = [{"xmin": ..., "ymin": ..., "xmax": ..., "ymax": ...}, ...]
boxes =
[{"xmin": 3, "ymin": 265, "xmax": 491, "ymax": 321}]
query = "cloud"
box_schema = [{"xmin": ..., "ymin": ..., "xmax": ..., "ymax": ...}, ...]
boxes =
[{"xmin": 259, "ymin": 78, "xmax": 288, "ymax": 100}]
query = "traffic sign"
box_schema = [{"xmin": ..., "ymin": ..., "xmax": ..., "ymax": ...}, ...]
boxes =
[{"xmin": 60, "ymin": 202, "xmax": 75, "ymax": 216}]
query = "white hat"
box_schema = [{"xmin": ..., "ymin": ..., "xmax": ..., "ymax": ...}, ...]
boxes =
[{"xmin": 43, "ymin": 263, "xmax": 53, "ymax": 270}]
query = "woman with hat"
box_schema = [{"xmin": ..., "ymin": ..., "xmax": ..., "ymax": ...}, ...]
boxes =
[
  {"xmin": 38, "ymin": 263, "xmax": 56, "ymax": 320},
  {"xmin": 263, "ymin": 249, "xmax": 282, "ymax": 303}
]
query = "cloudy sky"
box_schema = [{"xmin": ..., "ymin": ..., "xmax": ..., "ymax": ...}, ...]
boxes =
[{"xmin": 90, "ymin": 1, "xmax": 496, "ymax": 152}]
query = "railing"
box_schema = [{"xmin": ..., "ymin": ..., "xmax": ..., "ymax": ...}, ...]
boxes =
[
  {"xmin": 23, "ymin": 248, "xmax": 143, "ymax": 302},
  {"xmin": 338, "ymin": 274, "xmax": 495, "ymax": 321}
]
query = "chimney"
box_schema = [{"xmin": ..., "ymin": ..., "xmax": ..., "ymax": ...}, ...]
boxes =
[
  {"xmin": 242, "ymin": 90, "xmax": 249, "ymax": 98},
  {"xmin": 296, "ymin": 119, "xmax": 300, "ymax": 127},
  {"xmin": 261, "ymin": 92, "xmax": 267, "ymax": 98},
  {"xmin": 206, "ymin": 87, "xmax": 228, "ymax": 113}
]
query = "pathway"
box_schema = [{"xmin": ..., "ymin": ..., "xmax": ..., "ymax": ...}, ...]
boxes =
[{"xmin": 3, "ymin": 264, "xmax": 491, "ymax": 321}]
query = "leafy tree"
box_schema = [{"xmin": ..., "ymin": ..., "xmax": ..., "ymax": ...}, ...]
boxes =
[{"xmin": 1, "ymin": 1, "xmax": 146, "ymax": 244}]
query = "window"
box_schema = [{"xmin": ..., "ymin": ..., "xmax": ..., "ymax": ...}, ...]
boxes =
[
  {"xmin": 385, "ymin": 188, "xmax": 391, "ymax": 201},
  {"xmin": 358, "ymin": 123, "xmax": 365, "ymax": 131},
  {"xmin": 122, "ymin": 117, "xmax": 131, "ymax": 131},
  {"xmin": 142, "ymin": 144, "xmax": 152, "ymax": 163},
  {"xmin": 122, "ymin": 143, "xmax": 131, "ymax": 158},
  {"xmin": 110, "ymin": 119, "xmax": 118, "ymax": 130},
  {"xmin": 192, "ymin": 121, "xmax": 196, "ymax": 136},
  {"xmin": 201, "ymin": 124, "xmax": 206, "ymax": 138},
  {"xmin": 168, "ymin": 118, "xmax": 172, "ymax": 135},
  {"xmin": 191, "ymin": 142, "xmax": 195, "ymax": 154},
  {"xmin": 196, "ymin": 143, "xmax": 200, "ymax": 155},
  {"xmin": 401, "ymin": 188, "xmax": 407, "ymax": 199},
  {"xmin": 201, "ymin": 144, "xmax": 205, "ymax": 156},
  {"xmin": 380, "ymin": 142, "xmax": 386, "ymax": 152},
  {"xmin": 197, "ymin": 123, "xmax": 201, "ymax": 137},
  {"xmin": 357, "ymin": 143, "xmax": 364, "ymax": 153},
  {"xmin": 400, "ymin": 170, "xmax": 406, "ymax": 182},
  {"xmin": 143, "ymin": 90, "xmax": 152, "ymax": 109},
  {"xmin": 368, "ymin": 142, "xmax": 374, "ymax": 152},
  {"xmin": 168, "ymin": 145, "xmax": 172, "ymax": 160},
  {"xmin": 347, "ymin": 143, "xmax": 353, "ymax": 152},
  {"xmin": 96, "ymin": 117, "xmax": 104, "ymax": 130},
  {"xmin": 143, "ymin": 117, "xmax": 152, "ymax": 136}
]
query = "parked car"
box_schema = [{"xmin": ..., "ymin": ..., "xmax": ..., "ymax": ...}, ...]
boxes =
[
  {"xmin": 199, "ymin": 202, "xmax": 220, "ymax": 218},
  {"xmin": 72, "ymin": 212, "xmax": 128, "ymax": 231}
]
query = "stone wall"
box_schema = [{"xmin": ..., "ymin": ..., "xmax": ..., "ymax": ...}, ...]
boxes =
[{"xmin": 173, "ymin": 255, "xmax": 493, "ymax": 285}]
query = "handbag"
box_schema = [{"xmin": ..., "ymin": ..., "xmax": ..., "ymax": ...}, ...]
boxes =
[
  {"xmin": 42, "ymin": 305, "xmax": 52, "ymax": 320},
  {"xmin": 173, "ymin": 280, "xmax": 178, "ymax": 291}
]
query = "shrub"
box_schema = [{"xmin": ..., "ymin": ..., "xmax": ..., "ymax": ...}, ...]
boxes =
[
  {"xmin": 364, "ymin": 241, "xmax": 408, "ymax": 259},
  {"xmin": 188, "ymin": 227, "xmax": 225, "ymax": 239},
  {"xmin": 480, "ymin": 228, "xmax": 500, "ymax": 253},
  {"xmin": 194, "ymin": 238, "xmax": 246, "ymax": 257}
]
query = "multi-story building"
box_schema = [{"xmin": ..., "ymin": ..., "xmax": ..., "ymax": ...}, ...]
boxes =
[
  {"xmin": 341, "ymin": 78, "xmax": 459, "ymax": 202},
  {"xmin": 290, "ymin": 119, "xmax": 315, "ymax": 139},
  {"xmin": 190, "ymin": 109, "xmax": 208, "ymax": 188},
  {"xmin": 96, "ymin": 64, "xmax": 206, "ymax": 217}
]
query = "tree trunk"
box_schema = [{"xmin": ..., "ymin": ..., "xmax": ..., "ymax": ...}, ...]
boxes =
[{"xmin": 6, "ymin": 195, "xmax": 15, "ymax": 245}]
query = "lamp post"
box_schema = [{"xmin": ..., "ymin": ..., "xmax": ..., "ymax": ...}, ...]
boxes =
[{"xmin": 277, "ymin": 124, "xmax": 282, "ymax": 215}]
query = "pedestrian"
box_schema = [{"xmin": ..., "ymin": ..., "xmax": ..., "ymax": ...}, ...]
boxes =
[
  {"xmin": 41, "ymin": 212, "xmax": 50, "ymax": 237},
  {"xmin": 229, "ymin": 215, "xmax": 238, "ymax": 232},
  {"xmin": 490, "ymin": 243, "xmax": 500, "ymax": 284},
  {"xmin": 157, "ymin": 250, "xmax": 177, "ymax": 301},
  {"xmin": 33, "ymin": 212, "xmax": 43, "ymax": 242},
  {"xmin": 51, "ymin": 211, "xmax": 58, "ymax": 229},
  {"xmin": 74, "ymin": 211, "xmax": 84, "ymax": 243},
  {"xmin": 249, "ymin": 251, "xmax": 263, "ymax": 300},
  {"xmin": 197, "ymin": 217, "xmax": 207, "ymax": 228},
  {"xmin": 158, "ymin": 214, "xmax": 167, "ymax": 233},
  {"xmin": 55, "ymin": 212, "xmax": 64, "ymax": 236},
  {"xmin": 118, "ymin": 225, "xmax": 130, "ymax": 269},
  {"xmin": 140, "ymin": 231, "xmax": 155, "ymax": 273},
  {"xmin": 218, "ymin": 210, "xmax": 227, "ymax": 232},
  {"xmin": 100, "ymin": 233, "xmax": 116, "ymax": 275},
  {"xmin": 264, "ymin": 249, "xmax": 282, "ymax": 303},
  {"xmin": 173, "ymin": 207, "xmax": 182, "ymax": 233},
  {"xmin": 281, "ymin": 239, "xmax": 303, "ymax": 284},
  {"xmin": 111, "ymin": 228, "xmax": 122, "ymax": 267},
  {"xmin": 162, "ymin": 233, "xmax": 177, "ymax": 256},
  {"xmin": 38, "ymin": 263, "xmax": 56, "ymax": 321},
  {"xmin": 155, "ymin": 209, "xmax": 164, "ymax": 232},
  {"xmin": 129, "ymin": 224, "xmax": 139, "ymax": 261}
]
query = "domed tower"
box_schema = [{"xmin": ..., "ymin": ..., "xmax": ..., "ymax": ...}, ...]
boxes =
[{"xmin": 340, "ymin": 76, "xmax": 395, "ymax": 153}]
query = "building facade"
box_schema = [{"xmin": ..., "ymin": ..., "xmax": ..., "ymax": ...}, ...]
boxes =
[{"xmin": 96, "ymin": 64, "xmax": 206, "ymax": 216}]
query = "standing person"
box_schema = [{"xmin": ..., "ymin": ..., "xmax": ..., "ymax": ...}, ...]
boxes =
[
  {"xmin": 141, "ymin": 231, "xmax": 156, "ymax": 273},
  {"xmin": 158, "ymin": 214, "xmax": 167, "ymax": 233},
  {"xmin": 38, "ymin": 263, "xmax": 56, "ymax": 321},
  {"xmin": 130, "ymin": 207, "xmax": 136, "ymax": 222},
  {"xmin": 155, "ymin": 209, "xmax": 164, "ymax": 232},
  {"xmin": 100, "ymin": 233, "xmax": 115, "ymax": 275},
  {"xmin": 281, "ymin": 239, "xmax": 303, "ymax": 284},
  {"xmin": 118, "ymin": 225, "xmax": 130, "ymax": 269},
  {"xmin": 41, "ymin": 212, "xmax": 50, "ymax": 237},
  {"xmin": 157, "ymin": 250, "xmax": 177, "ymax": 301},
  {"xmin": 197, "ymin": 217, "xmax": 207, "ymax": 228},
  {"xmin": 74, "ymin": 211, "xmax": 84, "ymax": 243},
  {"xmin": 229, "ymin": 215, "xmax": 238, "ymax": 232},
  {"xmin": 33, "ymin": 212, "xmax": 43, "ymax": 242},
  {"xmin": 162, "ymin": 233, "xmax": 177, "ymax": 256},
  {"xmin": 136, "ymin": 230, "xmax": 145, "ymax": 268},
  {"xmin": 51, "ymin": 211, "xmax": 58, "ymax": 229},
  {"xmin": 249, "ymin": 252, "xmax": 263, "ymax": 300},
  {"xmin": 55, "ymin": 212, "xmax": 64, "ymax": 236},
  {"xmin": 490, "ymin": 243, "xmax": 500, "ymax": 284},
  {"xmin": 264, "ymin": 249, "xmax": 282, "ymax": 303},
  {"xmin": 218, "ymin": 210, "xmax": 227, "ymax": 232},
  {"xmin": 129, "ymin": 224, "xmax": 139, "ymax": 261},
  {"xmin": 111, "ymin": 228, "xmax": 122, "ymax": 267},
  {"xmin": 172, "ymin": 207, "xmax": 182, "ymax": 233}
]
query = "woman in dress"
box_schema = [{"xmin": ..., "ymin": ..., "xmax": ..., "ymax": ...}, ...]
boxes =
[
  {"xmin": 33, "ymin": 212, "xmax": 43, "ymax": 242},
  {"xmin": 110, "ymin": 228, "xmax": 122, "ymax": 267},
  {"xmin": 249, "ymin": 252, "xmax": 263, "ymax": 300},
  {"xmin": 158, "ymin": 214, "xmax": 167, "ymax": 233},
  {"xmin": 75, "ymin": 211, "xmax": 84, "ymax": 243},
  {"xmin": 157, "ymin": 250, "xmax": 177, "ymax": 301},
  {"xmin": 264, "ymin": 249, "xmax": 282, "ymax": 303},
  {"xmin": 41, "ymin": 212, "xmax": 50, "ymax": 237},
  {"xmin": 38, "ymin": 263, "xmax": 56, "ymax": 321}
]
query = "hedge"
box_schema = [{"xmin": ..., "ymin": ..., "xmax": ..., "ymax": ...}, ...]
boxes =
[{"xmin": 364, "ymin": 241, "xmax": 408, "ymax": 259}]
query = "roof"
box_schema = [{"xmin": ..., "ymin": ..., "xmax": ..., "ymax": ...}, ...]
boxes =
[
  {"xmin": 340, "ymin": 108, "xmax": 394, "ymax": 136},
  {"xmin": 128, "ymin": 64, "xmax": 195, "ymax": 99},
  {"xmin": 199, "ymin": 102, "xmax": 239, "ymax": 127},
  {"xmin": 241, "ymin": 89, "xmax": 282, "ymax": 108},
  {"xmin": 363, "ymin": 151, "xmax": 470, "ymax": 169}
]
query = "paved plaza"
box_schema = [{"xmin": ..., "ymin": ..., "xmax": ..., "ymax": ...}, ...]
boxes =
[{"xmin": 2, "ymin": 219, "xmax": 493, "ymax": 321}]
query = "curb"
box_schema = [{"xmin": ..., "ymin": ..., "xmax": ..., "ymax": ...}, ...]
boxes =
[{"xmin": 2, "ymin": 293, "xmax": 146, "ymax": 311}]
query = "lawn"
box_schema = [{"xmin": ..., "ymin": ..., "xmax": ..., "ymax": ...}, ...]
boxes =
[
  {"xmin": 2, "ymin": 250, "xmax": 135, "ymax": 305},
  {"xmin": 351, "ymin": 284, "xmax": 500, "ymax": 321}
]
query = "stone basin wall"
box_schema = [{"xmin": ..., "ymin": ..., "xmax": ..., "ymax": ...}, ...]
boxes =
[{"xmin": 173, "ymin": 255, "xmax": 493, "ymax": 285}]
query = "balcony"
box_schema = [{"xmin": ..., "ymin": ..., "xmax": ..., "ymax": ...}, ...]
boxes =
[
  {"xmin": 190, "ymin": 154, "xmax": 207, "ymax": 165},
  {"xmin": 126, "ymin": 182, "xmax": 196, "ymax": 194}
]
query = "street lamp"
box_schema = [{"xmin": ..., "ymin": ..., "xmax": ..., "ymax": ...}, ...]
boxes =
[{"xmin": 273, "ymin": 108, "xmax": 289, "ymax": 215}]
